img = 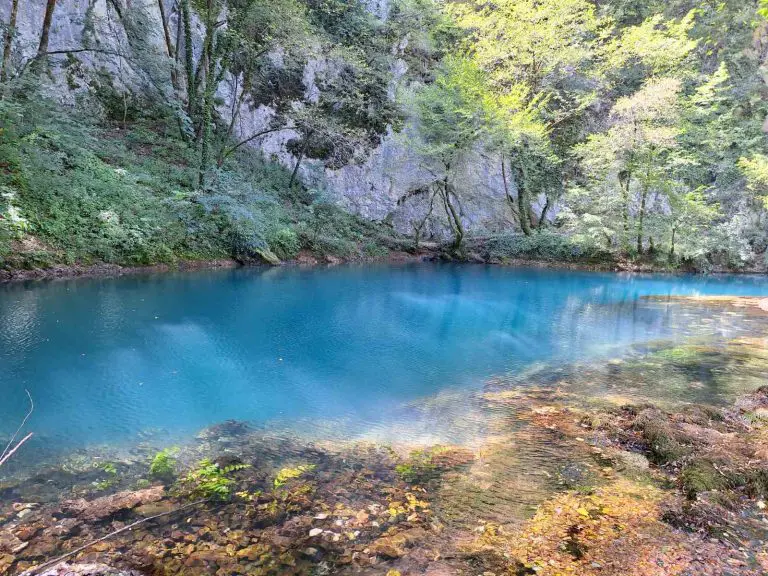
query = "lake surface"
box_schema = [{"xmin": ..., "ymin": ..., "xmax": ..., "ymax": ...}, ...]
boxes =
[{"xmin": 2, "ymin": 264, "xmax": 768, "ymax": 463}]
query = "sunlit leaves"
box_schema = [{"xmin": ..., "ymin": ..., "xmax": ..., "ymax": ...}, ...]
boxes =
[
  {"xmin": 603, "ymin": 11, "xmax": 699, "ymax": 78},
  {"xmin": 738, "ymin": 154, "xmax": 768, "ymax": 209},
  {"xmin": 410, "ymin": 56, "xmax": 488, "ymax": 166},
  {"xmin": 449, "ymin": 0, "xmax": 602, "ymax": 92}
]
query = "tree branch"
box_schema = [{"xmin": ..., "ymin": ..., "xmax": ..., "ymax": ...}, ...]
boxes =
[
  {"xmin": 24, "ymin": 499, "xmax": 208, "ymax": 575},
  {"xmin": 220, "ymin": 126, "xmax": 292, "ymax": 162},
  {"xmin": 0, "ymin": 389, "xmax": 33, "ymax": 466}
]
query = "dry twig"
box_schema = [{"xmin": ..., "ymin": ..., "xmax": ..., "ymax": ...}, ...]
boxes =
[{"xmin": 0, "ymin": 389, "xmax": 34, "ymax": 467}]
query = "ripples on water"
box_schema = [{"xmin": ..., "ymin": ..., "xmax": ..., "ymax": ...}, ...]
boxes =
[{"xmin": 1, "ymin": 265, "xmax": 768, "ymax": 478}]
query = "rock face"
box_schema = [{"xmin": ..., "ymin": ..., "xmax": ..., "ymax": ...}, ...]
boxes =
[{"xmin": 0, "ymin": 0, "xmax": 548, "ymax": 239}]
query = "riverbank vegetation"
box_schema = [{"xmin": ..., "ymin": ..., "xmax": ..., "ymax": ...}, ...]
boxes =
[{"xmin": 1, "ymin": 1, "xmax": 768, "ymax": 272}]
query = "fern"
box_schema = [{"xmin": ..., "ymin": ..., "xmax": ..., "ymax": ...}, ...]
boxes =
[{"xmin": 182, "ymin": 459, "xmax": 249, "ymax": 500}]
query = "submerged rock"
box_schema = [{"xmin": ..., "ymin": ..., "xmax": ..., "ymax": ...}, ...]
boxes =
[
  {"xmin": 61, "ymin": 486, "xmax": 165, "ymax": 521},
  {"xmin": 369, "ymin": 528, "xmax": 428, "ymax": 559},
  {"xmin": 0, "ymin": 528, "xmax": 27, "ymax": 554},
  {"xmin": 36, "ymin": 562, "xmax": 142, "ymax": 575}
]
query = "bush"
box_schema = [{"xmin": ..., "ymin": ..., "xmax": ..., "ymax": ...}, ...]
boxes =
[
  {"xmin": 0, "ymin": 92, "xmax": 404, "ymax": 269},
  {"xmin": 267, "ymin": 227, "xmax": 301, "ymax": 260},
  {"xmin": 485, "ymin": 230, "xmax": 612, "ymax": 263},
  {"xmin": 363, "ymin": 241, "xmax": 389, "ymax": 258}
]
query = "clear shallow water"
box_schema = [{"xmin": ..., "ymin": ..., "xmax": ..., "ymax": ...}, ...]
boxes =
[{"xmin": 1, "ymin": 264, "xmax": 768, "ymax": 459}]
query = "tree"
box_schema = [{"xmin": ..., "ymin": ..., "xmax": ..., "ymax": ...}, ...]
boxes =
[
  {"xmin": 214, "ymin": 0, "xmax": 312, "ymax": 167},
  {"xmin": 450, "ymin": 0, "xmax": 603, "ymax": 234},
  {"xmin": 666, "ymin": 188, "xmax": 719, "ymax": 261},
  {"xmin": 37, "ymin": 0, "xmax": 58, "ymax": 57},
  {"xmin": 576, "ymin": 77, "xmax": 683, "ymax": 253},
  {"xmin": 188, "ymin": 0, "xmax": 317, "ymax": 186},
  {"xmin": 407, "ymin": 57, "xmax": 488, "ymax": 249},
  {"xmin": 0, "ymin": 0, "xmax": 18, "ymax": 84},
  {"xmin": 602, "ymin": 11, "xmax": 698, "ymax": 84}
]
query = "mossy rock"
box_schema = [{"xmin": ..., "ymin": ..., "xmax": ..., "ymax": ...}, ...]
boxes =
[
  {"xmin": 743, "ymin": 467, "xmax": 768, "ymax": 498},
  {"xmin": 255, "ymin": 247, "xmax": 281, "ymax": 265},
  {"xmin": 681, "ymin": 460, "xmax": 730, "ymax": 500},
  {"xmin": 634, "ymin": 408, "xmax": 691, "ymax": 464}
]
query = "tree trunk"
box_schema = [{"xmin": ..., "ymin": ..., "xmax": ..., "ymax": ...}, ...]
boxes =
[
  {"xmin": 181, "ymin": 0, "xmax": 196, "ymax": 119},
  {"xmin": 217, "ymin": 74, "xmax": 249, "ymax": 167},
  {"xmin": 537, "ymin": 195, "xmax": 551, "ymax": 229},
  {"xmin": 501, "ymin": 155, "xmax": 521, "ymax": 222},
  {"xmin": 156, "ymin": 0, "xmax": 177, "ymax": 88},
  {"xmin": 517, "ymin": 162, "xmax": 532, "ymax": 236},
  {"xmin": 1, "ymin": 0, "xmax": 19, "ymax": 84},
  {"xmin": 289, "ymin": 133, "xmax": 311, "ymax": 188},
  {"xmin": 669, "ymin": 227, "xmax": 676, "ymax": 261},
  {"xmin": 157, "ymin": 0, "xmax": 174, "ymax": 58},
  {"xmin": 197, "ymin": 60, "xmax": 215, "ymax": 187},
  {"xmin": 412, "ymin": 187, "xmax": 437, "ymax": 250},
  {"xmin": 175, "ymin": 0, "xmax": 183, "ymax": 66},
  {"xmin": 197, "ymin": 0, "xmax": 216, "ymax": 188},
  {"xmin": 37, "ymin": 0, "xmax": 58, "ymax": 57},
  {"xmin": 618, "ymin": 169, "xmax": 631, "ymax": 252},
  {"xmin": 637, "ymin": 183, "xmax": 648, "ymax": 255},
  {"xmin": 441, "ymin": 178, "xmax": 464, "ymax": 250}
]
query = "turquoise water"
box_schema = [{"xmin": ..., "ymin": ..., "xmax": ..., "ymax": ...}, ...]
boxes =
[{"xmin": 1, "ymin": 264, "xmax": 768, "ymax": 459}]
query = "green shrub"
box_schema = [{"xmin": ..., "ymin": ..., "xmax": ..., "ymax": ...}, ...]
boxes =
[
  {"xmin": 0, "ymin": 92, "xmax": 403, "ymax": 269},
  {"xmin": 363, "ymin": 241, "xmax": 389, "ymax": 258},
  {"xmin": 485, "ymin": 230, "xmax": 612, "ymax": 263},
  {"xmin": 267, "ymin": 227, "xmax": 301, "ymax": 260}
]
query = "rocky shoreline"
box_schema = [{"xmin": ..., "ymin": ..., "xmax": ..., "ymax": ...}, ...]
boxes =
[{"xmin": 2, "ymin": 250, "xmax": 764, "ymax": 284}]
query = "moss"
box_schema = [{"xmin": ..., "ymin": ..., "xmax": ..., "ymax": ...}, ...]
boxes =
[
  {"xmin": 395, "ymin": 461, "xmax": 435, "ymax": 483},
  {"xmin": 395, "ymin": 446, "xmax": 474, "ymax": 484},
  {"xmin": 680, "ymin": 405, "xmax": 724, "ymax": 425},
  {"xmin": 634, "ymin": 409, "xmax": 690, "ymax": 464},
  {"xmin": 743, "ymin": 468, "xmax": 768, "ymax": 498},
  {"xmin": 680, "ymin": 460, "xmax": 730, "ymax": 500}
]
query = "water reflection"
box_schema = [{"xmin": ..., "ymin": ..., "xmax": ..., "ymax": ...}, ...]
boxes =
[{"xmin": 1, "ymin": 265, "xmax": 768, "ymax": 464}]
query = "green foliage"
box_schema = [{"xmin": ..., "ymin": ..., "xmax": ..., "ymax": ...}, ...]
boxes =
[
  {"xmin": 295, "ymin": 195, "xmax": 395, "ymax": 258},
  {"xmin": 395, "ymin": 446, "xmax": 467, "ymax": 483},
  {"xmin": 3, "ymin": 0, "xmax": 768, "ymax": 270},
  {"xmin": 0, "ymin": 89, "xmax": 400, "ymax": 269},
  {"xmin": 738, "ymin": 154, "xmax": 768, "ymax": 206},
  {"xmin": 485, "ymin": 231, "xmax": 611, "ymax": 263},
  {"xmin": 273, "ymin": 464, "xmax": 316, "ymax": 488},
  {"xmin": 182, "ymin": 458, "xmax": 249, "ymax": 500},
  {"xmin": 93, "ymin": 462, "xmax": 119, "ymax": 491},
  {"xmin": 266, "ymin": 227, "xmax": 301, "ymax": 260},
  {"xmin": 149, "ymin": 447, "xmax": 179, "ymax": 482}
]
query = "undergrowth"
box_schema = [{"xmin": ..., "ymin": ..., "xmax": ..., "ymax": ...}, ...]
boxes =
[
  {"xmin": 0, "ymin": 89, "xmax": 403, "ymax": 270},
  {"xmin": 483, "ymin": 231, "xmax": 613, "ymax": 264}
]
